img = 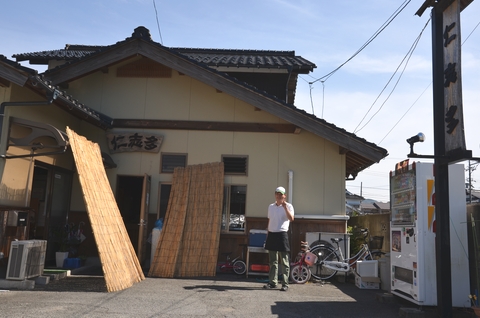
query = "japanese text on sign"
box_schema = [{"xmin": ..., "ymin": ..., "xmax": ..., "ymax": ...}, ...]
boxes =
[{"xmin": 106, "ymin": 132, "xmax": 163, "ymax": 153}]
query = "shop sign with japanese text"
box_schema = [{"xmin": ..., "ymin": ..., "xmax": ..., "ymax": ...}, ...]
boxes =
[
  {"xmin": 106, "ymin": 132, "xmax": 163, "ymax": 153},
  {"xmin": 442, "ymin": 1, "xmax": 467, "ymax": 154}
]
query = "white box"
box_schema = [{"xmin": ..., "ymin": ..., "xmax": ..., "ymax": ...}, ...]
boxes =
[
  {"xmin": 150, "ymin": 228, "xmax": 162, "ymax": 267},
  {"xmin": 356, "ymin": 260, "xmax": 378, "ymax": 277},
  {"xmin": 355, "ymin": 275, "xmax": 381, "ymax": 289}
]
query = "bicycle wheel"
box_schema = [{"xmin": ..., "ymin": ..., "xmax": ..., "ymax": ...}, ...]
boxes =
[
  {"xmin": 309, "ymin": 240, "xmax": 333, "ymax": 250},
  {"xmin": 309, "ymin": 245, "xmax": 339, "ymax": 280},
  {"xmin": 290, "ymin": 264, "xmax": 311, "ymax": 284},
  {"xmin": 233, "ymin": 260, "xmax": 246, "ymax": 275}
]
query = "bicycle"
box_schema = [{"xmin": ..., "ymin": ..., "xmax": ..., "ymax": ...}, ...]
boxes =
[
  {"xmin": 217, "ymin": 250, "xmax": 246, "ymax": 275},
  {"xmin": 289, "ymin": 241, "xmax": 316, "ymax": 284},
  {"xmin": 308, "ymin": 228, "xmax": 384, "ymax": 280}
]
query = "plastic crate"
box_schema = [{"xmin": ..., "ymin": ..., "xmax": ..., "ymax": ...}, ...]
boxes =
[
  {"xmin": 250, "ymin": 264, "xmax": 269, "ymax": 272},
  {"xmin": 369, "ymin": 236, "xmax": 384, "ymax": 250},
  {"xmin": 63, "ymin": 258, "xmax": 82, "ymax": 269}
]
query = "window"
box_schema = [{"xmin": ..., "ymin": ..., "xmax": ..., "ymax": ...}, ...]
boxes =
[
  {"xmin": 222, "ymin": 155, "xmax": 248, "ymax": 175},
  {"xmin": 161, "ymin": 153, "xmax": 187, "ymax": 173},
  {"xmin": 222, "ymin": 185, "xmax": 246, "ymax": 232}
]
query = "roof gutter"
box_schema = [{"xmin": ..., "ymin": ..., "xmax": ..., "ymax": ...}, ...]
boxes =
[{"xmin": 0, "ymin": 89, "xmax": 64, "ymax": 158}]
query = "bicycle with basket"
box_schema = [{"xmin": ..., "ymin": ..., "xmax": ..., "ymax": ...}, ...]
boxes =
[
  {"xmin": 307, "ymin": 228, "xmax": 385, "ymax": 281},
  {"xmin": 289, "ymin": 241, "xmax": 318, "ymax": 284}
]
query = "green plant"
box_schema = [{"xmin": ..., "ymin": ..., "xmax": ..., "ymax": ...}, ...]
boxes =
[
  {"xmin": 51, "ymin": 224, "xmax": 83, "ymax": 256},
  {"xmin": 347, "ymin": 226, "xmax": 363, "ymax": 256}
]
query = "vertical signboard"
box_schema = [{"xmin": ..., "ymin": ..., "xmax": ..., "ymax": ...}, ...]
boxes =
[{"xmin": 442, "ymin": 1, "xmax": 467, "ymax": 156}]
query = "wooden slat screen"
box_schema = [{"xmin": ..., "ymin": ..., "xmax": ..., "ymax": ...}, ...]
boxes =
[
  {"xmin": 149, "ymin": 162, "xmax": 224, "ymax": 277},
  {"xmin": 66, "ymin": 127, "xmax": 145, "ymax": 292}
]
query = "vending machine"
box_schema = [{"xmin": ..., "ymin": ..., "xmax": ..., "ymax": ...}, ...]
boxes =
[{"xmin": 389, "ymin": 161, "xmax": 469, "ymax": 307}]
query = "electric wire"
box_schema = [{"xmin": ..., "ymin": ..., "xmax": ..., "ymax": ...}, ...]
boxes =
[
  {"xmin": 378, "ymin": 18, "xmax": 479, "ymax": 145},
  {"xmin": 463, "ymin": 20, "xmax": 480, "ymax": 44},
  {"xmin": 321, "ymin": 81, "xmax": 325, "ymax": 118},
  {"xmin": 378, "ymin": 82, "xmax": 431, "ymax": 145},
  {"xmin": 353, "ymin": 18, "xmax": 430, "ymax": 135},
  {"xmin": 309, "ymin": 82, "xmax": 315, "ymax": 115},
  {"xmin": 153, "ymin": 0, "xmax": 163, "ymax": 45},
  {"xmin": 309, "ymin": 0, "xmax": 412, "ymax": 85}
]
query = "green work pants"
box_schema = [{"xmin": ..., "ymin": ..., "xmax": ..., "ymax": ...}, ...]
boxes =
[{"xmin": 268, "ymin": 250, "xmax": 290, "ymax": 287}]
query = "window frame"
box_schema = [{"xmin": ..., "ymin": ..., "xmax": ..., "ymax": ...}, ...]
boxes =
[
  {"xmin": 221, "ymin": 155, "xmax": 248, "ymax": 176},
  {"xmin": 222, "ymin": 184, "xmax": 247, "ymax": 233},
  {"xmin": 160, "ymin": 153, "xmax": 187, "ymax": 173}
]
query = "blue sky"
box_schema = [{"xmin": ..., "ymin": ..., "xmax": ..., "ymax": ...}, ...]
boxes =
[{"xmin": 1, "ymin": 0, "xmax": 480, "ymax": 202}]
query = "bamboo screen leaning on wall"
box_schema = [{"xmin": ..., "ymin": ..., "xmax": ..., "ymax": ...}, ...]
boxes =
[
  {"xmin": 149, "ymin": 162, "xmax": 224, "ymax": 278},
  {"xmin": 66, "ymin": 127, "xmax": 145, "ymax": 292}
]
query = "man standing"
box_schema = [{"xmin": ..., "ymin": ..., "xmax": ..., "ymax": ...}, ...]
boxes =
[{"xmin": 263, "ymin": 186, "xmax": 294, "ymax": 291}]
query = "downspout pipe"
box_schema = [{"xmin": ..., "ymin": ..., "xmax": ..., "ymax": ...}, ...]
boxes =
[
  {"xmin": 288, "ymin": 170, "xmax": 293, "ymax": 204},
  {"xmin": 0, "ymin": 89, "xmax": 59, "ymax": 136}
]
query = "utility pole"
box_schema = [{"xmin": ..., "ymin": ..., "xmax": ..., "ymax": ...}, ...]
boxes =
[
  {"xmin": 467, "ymin": 160, "xmax": 478, "ymax": 203},
  {"xmin": 469, "ymin": 161, "xmax": 473, "ymax": 203},
  {"xmin": 416, "ymin": 1, "xmax": 473, "ymax": 316}
]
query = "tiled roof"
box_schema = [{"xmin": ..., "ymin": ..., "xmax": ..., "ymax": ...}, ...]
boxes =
[
  {"xmin": 13, "ymin": 45, "xmax": 104, "ymax": 64},
  {"xmin": 0, "ymin": 54, "xmax": 37, "ymax": 74},
  {"xmin": 173, "ymin": 48, "xmax": 315, "ymax": 72},
  {"xmin": 0, "ymin": 55, "xmax": 112, "ymax": 129},
  {"xmin": 14, "ymin": 45, "xmax": 315, "ymax": 72},
  {"xmin": 9, "ymin": 27, "xmax": 387, "ymax": 177}
]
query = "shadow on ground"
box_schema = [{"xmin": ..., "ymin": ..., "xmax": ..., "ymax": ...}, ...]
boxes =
[{"xmin": 33, "ymin": 275, "xmax": 108, "ymax": 293}]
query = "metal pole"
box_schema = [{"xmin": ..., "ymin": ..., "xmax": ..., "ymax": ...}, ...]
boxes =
[{"xmin": 469, "ymin": 161, "xmax": 473, "ymax": 204}]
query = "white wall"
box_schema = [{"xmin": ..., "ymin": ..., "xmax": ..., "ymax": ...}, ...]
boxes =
[{"xmin": 59, "ymin": 57, "xmax": 347, "ymax": 217}]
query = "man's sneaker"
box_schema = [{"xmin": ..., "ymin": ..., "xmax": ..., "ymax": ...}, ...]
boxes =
[
  {"xmin": 280, "ymin": 285, "xmax": 288, "ymax": 292},
  {"xmin": 263, "ymin": 283, "xmax": 276, "ymax": 289}
]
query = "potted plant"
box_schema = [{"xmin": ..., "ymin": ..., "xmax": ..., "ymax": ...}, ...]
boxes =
[
  {"xmin": 52, "ymin": 225, "xmax": 70, "ymax": 268},
  {"xmin": 51, "ymin": 223, "xmax": 85, "ymax": 268}
]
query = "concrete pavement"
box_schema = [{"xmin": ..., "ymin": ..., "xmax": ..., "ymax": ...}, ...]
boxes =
[{"xmin": 0, "ymin": 268, "xmax": 475, "ymax": 317}]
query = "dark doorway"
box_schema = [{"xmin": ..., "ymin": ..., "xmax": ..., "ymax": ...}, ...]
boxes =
[
  {"xmin": 116, "ymin": 176, "xmax": 144, "ymax": 255},
  {"xmin": 29, "ymin": 162, "xmax": 73, "ymax": 265}
]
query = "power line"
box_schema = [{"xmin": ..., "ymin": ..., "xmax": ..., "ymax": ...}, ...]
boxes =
[
  {"xmin": 153, "ymin": 0, "xmax": 163, "ymax": 45},
  {"xmin": 354, "ymin": 18, "xmax": 430, "ymax": 135},
  {"xmin": 463, "ymin": 20, "xmax": 480, "ymax": 44},
  {"xmin": 309, "ymin": 0, "xmax": 412, "ymax": 85},
  {"xmin": 378, "ymin": 18, "xmax": 479, "ymax": 145},
  {"xmin": 378, "ymin": 82, "xmax": 431, "ymax": 145}
]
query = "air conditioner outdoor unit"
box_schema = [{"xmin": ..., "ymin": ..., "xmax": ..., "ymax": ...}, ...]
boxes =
[{"xmin": 6, "ymin": 240, "xmax": 47, "ymax": 280}]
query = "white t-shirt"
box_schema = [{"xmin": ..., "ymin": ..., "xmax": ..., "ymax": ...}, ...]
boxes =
[{"xmin": 267, "ymin": 202, "xmax": 294, "ymax": 232}]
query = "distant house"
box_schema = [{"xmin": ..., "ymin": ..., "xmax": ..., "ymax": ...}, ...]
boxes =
[
  {"xmin": 345, "ymin": 189, "xmax": 390, "ymax": 215},
  {"xmin": 467, "ymin": 189, "xmax": 480, "ymax": 203},
  {"xmin": 360, "ymin": 201, "xmax": 390, "ymax": 214},
  {"xmin": 346, "ymin": 190, "xmax": 364, "ymax": 215},
  {"xmin": 0, "ymin": 27, "xmax": 388, "ymax": 268}
]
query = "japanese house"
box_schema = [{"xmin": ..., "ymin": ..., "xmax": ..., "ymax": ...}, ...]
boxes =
[{"xmin": 0, "ymin": 27, "xmax": 388, "ymax": 270}]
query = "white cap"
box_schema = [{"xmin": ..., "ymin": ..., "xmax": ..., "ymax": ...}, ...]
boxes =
[{"xmin": 275, "ymin": 186, "xmax": 286, "ymax": 194}]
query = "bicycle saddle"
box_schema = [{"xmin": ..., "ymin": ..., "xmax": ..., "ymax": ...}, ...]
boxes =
[{"xmin": 331, "ymin": 237, "xmax": 343, "ymax": 243}]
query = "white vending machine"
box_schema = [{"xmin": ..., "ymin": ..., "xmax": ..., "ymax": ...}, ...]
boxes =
[{"xmin": 389, "ymin": 161, "xmax": 469, "ymax": 307}]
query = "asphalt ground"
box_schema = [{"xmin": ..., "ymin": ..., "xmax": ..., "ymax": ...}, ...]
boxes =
[{"xmin": 0, "ymin": 268, "xmax": 476, "ymax": 318}]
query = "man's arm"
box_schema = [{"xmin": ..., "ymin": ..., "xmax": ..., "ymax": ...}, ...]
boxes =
[{"xmin": 282, "ymin": 202, "xmax": 294, "ymax": 221}]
